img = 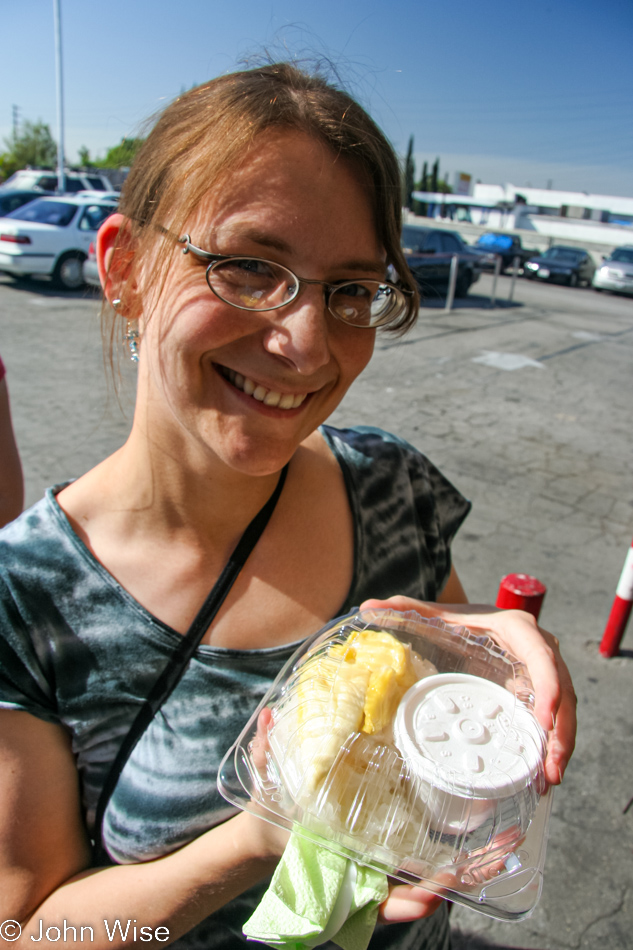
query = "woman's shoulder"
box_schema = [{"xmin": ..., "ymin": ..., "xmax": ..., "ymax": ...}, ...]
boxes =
[
  {"xmin": 319, "ymin": 424, "xmax": 443, "ymax": 481},
  {"xmin": 0, "ymin": 486, "xmax": 75, "ymax": 567},
  {"xmin": 320, "ymin": 423, "xmax": 421, "ymax": 458}
]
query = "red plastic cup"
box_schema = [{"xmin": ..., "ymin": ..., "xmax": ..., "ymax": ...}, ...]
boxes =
[{"xmin": 496, "ymin": 573, "xmax": 546, "ymax": 621}]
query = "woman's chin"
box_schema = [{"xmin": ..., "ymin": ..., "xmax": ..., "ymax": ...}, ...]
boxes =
[{"xmin": 208, "ymin": 434, "xmax": 299, "ymax": 479}]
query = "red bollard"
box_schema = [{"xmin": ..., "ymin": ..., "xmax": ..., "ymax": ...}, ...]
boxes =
[
  {"xmin": 599, "ymin": 540, "xmax": 633, "ymax": 658},
  {"xmin": 496, "ymin": 573, "xmax": 547, "ymax": 621}
]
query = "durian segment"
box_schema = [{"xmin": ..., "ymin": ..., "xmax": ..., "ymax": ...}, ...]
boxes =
[
  {"xmin": 293, "ymin": 643, "xmax": 370, "ymax": 792},
  {"xmin": 363, "ymin": 666, "xmax": 400, "ymax": 735},
  {"xmin": 270, "ymin": 627, "xmax": 441, "ymax": 854},
  {"xmin": 347, "ymin": 630, "xmax": 419, "ymax": 734},
  {"xmin": 290, "ymin": 628, "xmax": 423, "ymax": 793}
]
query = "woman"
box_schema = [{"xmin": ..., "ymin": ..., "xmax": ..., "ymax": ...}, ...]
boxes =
[{"xmin": 0, "ymin": 64, "xmax": 575, "ymax": 950}]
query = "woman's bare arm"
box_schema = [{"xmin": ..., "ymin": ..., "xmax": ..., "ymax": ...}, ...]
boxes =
[
  {"xmin": 0, "ymin": 378, "xmax": 23, "ymax": 527},
  {"xmin": 0, "ymin": 711, "xmax": 285, "ymax": 950},
  {"xmin": 437, "ymin": 564, "xmax": 468, "ymax": 604}
]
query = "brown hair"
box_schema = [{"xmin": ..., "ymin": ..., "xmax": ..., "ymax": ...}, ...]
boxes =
[{"xmin": 108, "ymin": 62, "xmax": 418, "ymax": 348}]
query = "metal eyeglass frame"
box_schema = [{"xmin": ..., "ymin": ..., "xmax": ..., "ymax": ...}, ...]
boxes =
[{"xmin": 172, "ymin": 232, "xmax": 411, "ymax": 329}]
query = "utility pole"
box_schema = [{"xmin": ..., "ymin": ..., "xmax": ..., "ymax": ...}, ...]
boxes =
[
  {"xmin": 12, "ymin": 105, "xmax": 19, "ymax": 143},
  {"xmin": 53, "ymin": 0, "xmax": 66, "ymax": 192}
]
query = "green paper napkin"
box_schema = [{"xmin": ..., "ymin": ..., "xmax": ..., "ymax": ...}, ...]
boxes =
[{"xmin": 243, "ymin": 831, "xmax": 389, "ymax": 950}]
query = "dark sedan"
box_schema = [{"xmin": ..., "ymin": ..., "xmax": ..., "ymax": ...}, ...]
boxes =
[
  {"xmin": 523, "ymin": 246, "xmax": 595, "ymax": 287},
  {"xmin": 401, "ymin": 225, "xmax": 485, "ymax": 298},
  {"xmin": 0, "ymin": 190, "xmax": 48, "ymax": 217}
]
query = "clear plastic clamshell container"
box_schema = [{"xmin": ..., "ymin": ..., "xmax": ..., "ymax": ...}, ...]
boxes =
[{"xmin": 218, "ymin": 609, "xmax": 553, "ymax": 920}]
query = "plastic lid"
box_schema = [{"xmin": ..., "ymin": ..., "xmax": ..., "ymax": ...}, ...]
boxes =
[{"xmin": 394, "ymin": 672, "xmax": 542, "ymax": 799}]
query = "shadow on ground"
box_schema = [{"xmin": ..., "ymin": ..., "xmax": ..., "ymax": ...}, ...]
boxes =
[{"xmin": 0, "ymin": 274, "xmax": 101, "ymax": 302}]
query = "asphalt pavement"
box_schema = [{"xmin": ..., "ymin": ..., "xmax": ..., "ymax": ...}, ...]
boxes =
[{"xmin": 1, "ymin": 270, "xmax": 632, "ymax": 950}]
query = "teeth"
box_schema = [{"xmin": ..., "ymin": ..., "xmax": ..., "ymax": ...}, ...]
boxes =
[{"xmin": 220, "ymin": 366, "xmax": 307, "ymax": 410}]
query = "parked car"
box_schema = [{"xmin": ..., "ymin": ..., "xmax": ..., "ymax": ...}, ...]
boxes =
[
  {"xmin": 0, "ymin": 190, "xmax": 49, "ymax": 217},
  {"xmin": 83, "ymin": 240, "xmax": 101, "ymax": 289},
  {"xmin": 0, "ymin": 195, "xmax": 118, "ymax": 290},
  {"xmin": 592, "ymin": 246, "xmax": 633, "ymax": 296},
  {"xmin": 523, "ymin": 246, "xmax": 596, "ymax": 287},
  {"xmin": 472, "ymin": 232, "xmax": 537, "ymax": 272},
  {"xmin": 401, "ymin": 225, "xmax": 484, "ymax": 297},
  {"xmin": 1, "ymin": 168, "xmax": 114, "ymax": 194}
]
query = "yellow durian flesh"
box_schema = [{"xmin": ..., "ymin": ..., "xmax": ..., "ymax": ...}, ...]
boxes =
[
  {"xmin": 362, "ymin": 666, "xmax": 400, "ymax": 734},
  {"xmin": 347, "ymin": 630, "xmax": 419, "ymax": 734},
  {"xmin": 276, "ymin": 626, "xmax": 438, "ymax": 843},
  {"xmin": 293, "ymin": 643, "xmax": 370, "ymax": 792}
]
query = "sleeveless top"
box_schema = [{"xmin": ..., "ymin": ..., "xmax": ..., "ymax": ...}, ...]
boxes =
[{"xmin": 0, "ymin": 425, "xmax": 469, "ymax": 949}]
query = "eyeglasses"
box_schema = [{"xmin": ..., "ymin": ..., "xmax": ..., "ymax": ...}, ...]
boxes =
[{"xmin": 176, "ymin": 233, "xmax": 411, "ymax": 329}]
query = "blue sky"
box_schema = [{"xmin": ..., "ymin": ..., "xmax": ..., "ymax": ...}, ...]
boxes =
[{"xmin": 3, "ymin": 0, "xmax": 632, "ymax": 196}]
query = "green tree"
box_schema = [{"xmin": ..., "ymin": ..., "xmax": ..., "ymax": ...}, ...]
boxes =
[
  {"xmin": 78, "ymin": 145, "xmax": 95, "ymax": 169},
  {"xmin": 100, "ymin": 137, "xmax": 145, "ymax": 169},
  {"xmin": 420, "ymin": 160, "xmax": 428, "ymax": 193},
  {"xmin": 413, "ymin": 160, "xmax": 429, "ymax": 215},
  {"xmin": 403, "ymin": 135, "xmax": 415, "ymax": 210},
  {"xmin": 0, "ymin": 120, "xmax": 57, "ymax": 181}
]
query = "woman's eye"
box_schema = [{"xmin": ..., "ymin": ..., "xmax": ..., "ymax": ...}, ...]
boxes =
[
  {"xmin": 336, "ymin": 282, "xmax": 372, "ymax": 299},
  {"xmin": 236, "ymin": 258, "xmax": 274, "ymax": 277}
]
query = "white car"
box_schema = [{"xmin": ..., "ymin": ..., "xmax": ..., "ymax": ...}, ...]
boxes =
[
  {"xmin": 0, "ymin": 195, "xmax": 117, "ymax": 290},
  {"xmin": 1, "ymin": 168, "xmax": 114, "ymax": 194},
  {"xmin": 592, "ymin": 246, "xmax": 633, "ymax": 296}
]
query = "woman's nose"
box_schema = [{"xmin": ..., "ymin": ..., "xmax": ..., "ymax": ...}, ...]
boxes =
[{"xmin": 262, "ymin": 285, "xmax": 331, "ymax": 375}]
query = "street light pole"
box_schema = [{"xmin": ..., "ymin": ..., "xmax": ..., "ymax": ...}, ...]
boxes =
[{"xmin": 53, "ymin": 0, "xmax": 66, "ymax": 193}]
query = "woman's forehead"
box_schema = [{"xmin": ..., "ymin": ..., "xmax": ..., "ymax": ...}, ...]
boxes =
[{"xmin": 185, "ymin": 130, "xmax": 383, "ymax": 261}]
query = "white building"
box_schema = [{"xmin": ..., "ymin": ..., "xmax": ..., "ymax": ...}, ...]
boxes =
[{"xmin": 410, "ymin": 185, "xmax": 633, "ymax": 253}]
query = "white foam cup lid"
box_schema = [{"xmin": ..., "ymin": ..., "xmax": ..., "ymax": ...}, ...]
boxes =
[{"xmin": 394, "ymin": 672, "xmax": 543, "ymax": 800}]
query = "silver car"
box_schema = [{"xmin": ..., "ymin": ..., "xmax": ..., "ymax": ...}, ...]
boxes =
[{"xmin": 592, "ymin": 246, "xmax": 633, "ymax": 296}]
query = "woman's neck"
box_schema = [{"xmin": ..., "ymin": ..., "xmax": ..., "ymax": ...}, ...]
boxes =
[{"xmin": 56, "ymin": 424, "xmax": 290, "ymax": 562}]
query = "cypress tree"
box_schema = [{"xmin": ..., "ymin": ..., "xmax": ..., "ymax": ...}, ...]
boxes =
[
  {"xmin": 403, "ymin": 135, "xmax": 415, "ymax": 210},
  {"xmin": 431, "ymin": 157, "xmax": 439, "ymax": 194}
]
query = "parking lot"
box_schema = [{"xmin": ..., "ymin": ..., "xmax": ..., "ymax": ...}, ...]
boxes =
[{"xmin": 1, "ymin": 270, "xmax": 632, "ymax": 949}]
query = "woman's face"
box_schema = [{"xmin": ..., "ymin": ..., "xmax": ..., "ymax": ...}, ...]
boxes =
[{"xmin": 136, "ymin": 130, "xmax": 385, "ymax": 476}]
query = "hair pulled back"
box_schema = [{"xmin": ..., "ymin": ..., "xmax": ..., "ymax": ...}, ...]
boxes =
[{"xmin": 113, "ymin": 62, "xmax": 418, "ymax": 333}]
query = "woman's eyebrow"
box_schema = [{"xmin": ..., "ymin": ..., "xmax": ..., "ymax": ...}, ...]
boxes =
[
  {"xmin": 231, "ymin": 227, "xmax": 293, "ymax": 254},
  {"xmin": 229, "ymin": 227, "xmax": 386, "ymax": 274}
]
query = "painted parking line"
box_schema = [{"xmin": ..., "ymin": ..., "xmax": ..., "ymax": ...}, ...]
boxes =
[{"xmin": 472, "ymin": 351, "xmax": 545, "ymax": 371}]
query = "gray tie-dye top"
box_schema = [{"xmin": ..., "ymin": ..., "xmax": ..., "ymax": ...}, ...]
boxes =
[{"xmin": 0, "ymin": 426, "xmax": 469, "ymax": 950}]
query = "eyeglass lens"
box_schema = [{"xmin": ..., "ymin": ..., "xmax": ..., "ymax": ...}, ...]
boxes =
[{"xmin": 206, "ymin": 258, "xmax": 401, "ymax": 327}]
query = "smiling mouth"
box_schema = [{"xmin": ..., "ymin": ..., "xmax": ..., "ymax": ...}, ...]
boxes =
[{"xmin": 218, "ymin": 366, "xmax": 309, "ymax": 410}]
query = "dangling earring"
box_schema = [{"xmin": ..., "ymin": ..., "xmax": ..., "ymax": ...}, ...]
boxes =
[
  {"xmin": 112, "ymin": 298, "xmax": 139, "ymax": 364},
  {"xmin": 125, "ymin": 321, "xmax": 140, "ymax": 364}
]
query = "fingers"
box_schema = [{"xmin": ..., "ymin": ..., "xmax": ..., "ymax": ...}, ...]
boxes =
[
  {"xmin": 250, "ymin": 707, "xmax": 273, "ymax": 771},
  {"xmin": 543, "ymin": 654, "xmax": 577, "ymax": 784},
  {"xmin": 378, "ymin": 883, "xmax": 445, "ymax": 923}
]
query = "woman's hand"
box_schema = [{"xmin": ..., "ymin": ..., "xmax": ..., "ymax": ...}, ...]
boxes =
[
  {"xmin": 378, "ymin": 882, "xmax": 444, "ymax": 923},
  {"xmin": 247, "ymin": 707, "xmax": 290, "ymax": 859},
  {"xmin": 360, "ymin": 596, "xmax": 577, "ymax": 785}
]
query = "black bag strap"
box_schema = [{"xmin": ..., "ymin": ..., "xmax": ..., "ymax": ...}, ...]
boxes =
[{"xmin": 93, "ymin": 464, "xmax": 289, "ymax": 859}]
